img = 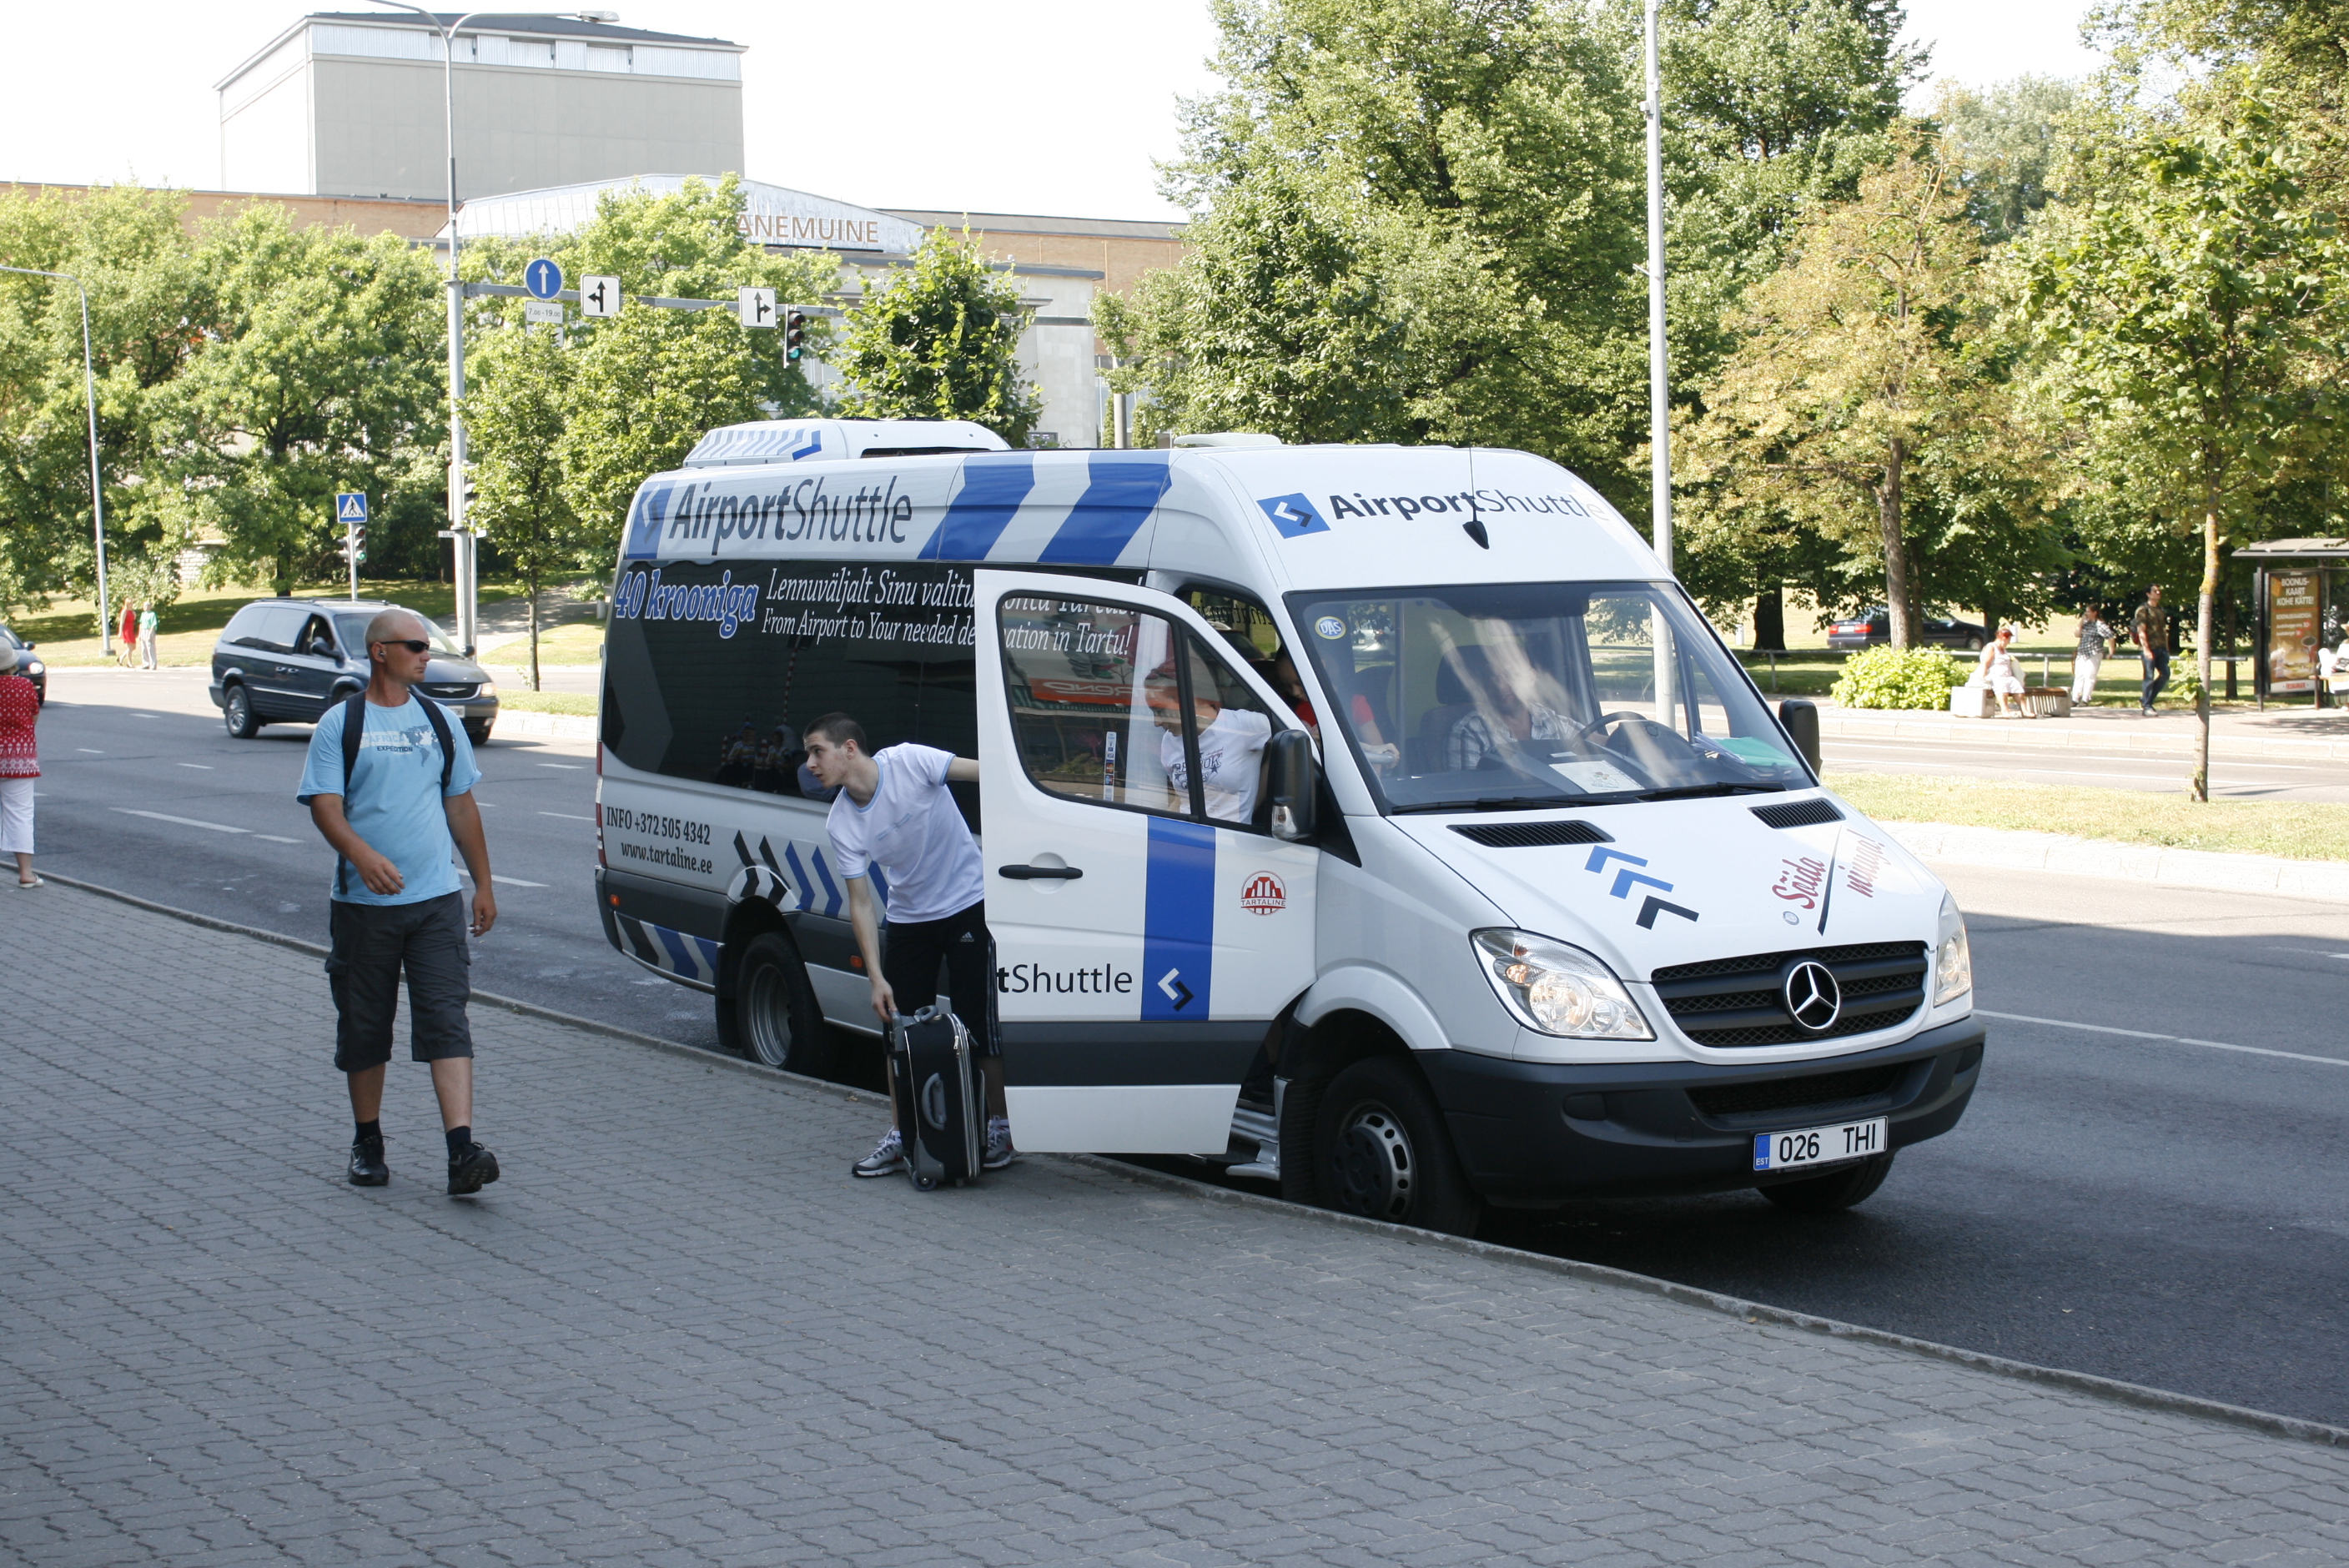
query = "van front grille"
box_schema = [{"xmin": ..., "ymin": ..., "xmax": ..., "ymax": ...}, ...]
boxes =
[
  {"xmin": 1686, "ymin": 1064, "xmax": 1904, "ymax": 1119},
  {"xmin": 1650, "ymin": 941, "xmax": 1927, "ymax": 1047}
]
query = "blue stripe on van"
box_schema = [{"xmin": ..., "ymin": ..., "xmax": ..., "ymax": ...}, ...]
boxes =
[
  {"xmin": 624, "ymin": 480, "xmax": 674, "ymax": 559},
  {"xmin": 810, "ymin": 847, "xmax": 843, "ymax": 917},
  {"xmin": 1140, "ymin": 816, "xmax": 1215, "ymax": 1023},
  {"xmin": 782, "ymin": 843, "xmax": 816, "ymax": 911},
  {"xmin": 868, "ymin": 862, "xmax": 890, "ymax": 907},
  {"xmin": 1038, "ymin": 451, "xmax": 1174, "ymax": 565},
  {"xmin": 919, "ymin": 453, "xmax": 1037, "ymax": 560}
]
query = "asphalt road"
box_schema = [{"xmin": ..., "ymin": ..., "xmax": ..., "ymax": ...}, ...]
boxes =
[
  {"xmin": 24, "ymin": 668, "xmax": 2349, "ymax": 1429},
  {"xmin": 1823, "ymin": 729, "xmax": 2349, "ymax": 802}
]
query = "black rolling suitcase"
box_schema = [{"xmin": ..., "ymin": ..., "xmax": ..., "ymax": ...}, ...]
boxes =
[{"xmin": 889, "ymin": 1006, "xmax": 983, "ymax": 1190}]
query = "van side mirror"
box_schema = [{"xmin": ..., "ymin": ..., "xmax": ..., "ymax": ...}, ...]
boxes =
[
  {"xmin": 1267, "ymin": 727, "xmax": 1318, "ymax": 841},
  {"xmin": 1777, "ymin": 699, "xmax": 1822, "ymax": 773}
]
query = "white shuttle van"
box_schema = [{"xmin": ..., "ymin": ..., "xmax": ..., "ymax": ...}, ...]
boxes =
[{"xmin": 593, "ymin": 417, "xmax": 1983, "ymax": 1234}]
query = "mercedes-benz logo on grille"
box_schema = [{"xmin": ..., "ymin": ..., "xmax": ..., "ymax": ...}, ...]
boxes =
[{"xmin": 1783, "ymin": 960, "xmax": 1843, "ymax": 1033}]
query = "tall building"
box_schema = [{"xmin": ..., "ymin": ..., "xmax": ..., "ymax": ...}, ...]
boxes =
[{"xmin": 215, "ymin": 12, "xmax": 744, "ymax": 201}]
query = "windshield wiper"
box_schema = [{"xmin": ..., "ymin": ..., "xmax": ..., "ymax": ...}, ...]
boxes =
[
  {"xmin": 1391, "ymin": 795, "xmax": 1595, "ymax": 815},
  {"xmin": 1632, "ymin": 782, "xmax": 1787, "ymax": 802}
]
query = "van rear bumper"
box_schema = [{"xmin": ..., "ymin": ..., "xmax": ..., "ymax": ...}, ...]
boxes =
[{"xmin": 1416, "ymin": 1018, "xmax": 1984, "ymax": 1204}]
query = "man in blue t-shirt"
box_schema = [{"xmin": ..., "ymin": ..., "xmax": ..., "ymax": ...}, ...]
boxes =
[{"xmin": 297, "ymin": 608, "xmax": 500, "ymax": 1196}]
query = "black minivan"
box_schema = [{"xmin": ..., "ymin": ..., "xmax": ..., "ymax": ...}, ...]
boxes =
[{"xmin": 209, "ymin": 597, "xmax": 498, "ymax": 743}]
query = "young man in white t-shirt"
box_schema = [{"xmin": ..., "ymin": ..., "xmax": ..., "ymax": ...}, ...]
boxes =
[{"xmin": 802, "ymin": 713, "xmax": 1014, "ymax": 1178}]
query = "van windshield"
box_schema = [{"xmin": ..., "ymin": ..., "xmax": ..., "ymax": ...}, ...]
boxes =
[{"xmin": 1286, "ymin": 581, "xmax": 1812, "ymax": 813}]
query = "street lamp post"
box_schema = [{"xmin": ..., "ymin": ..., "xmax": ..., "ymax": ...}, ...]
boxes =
[
  {"xmin": 1643, "ymin": 0, "xmax": 1671, "ymax": 575},
  {"xmin": 0, "ymin": 265, "xmax": 111, "ymax": 654},
  {"xmin": 364, "ymin": 2, "xmax": 492, "ymax": 654}
]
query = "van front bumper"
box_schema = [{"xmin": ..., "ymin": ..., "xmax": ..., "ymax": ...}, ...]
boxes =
[{"xmin": 1417, "ymin": 1018, "xmax": 1984, "ymax": 1204}]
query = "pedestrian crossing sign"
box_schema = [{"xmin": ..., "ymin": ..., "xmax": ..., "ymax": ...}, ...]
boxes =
[{"xmin": 335, "ymin": 492, "xmax": 368, "ymax": 523}]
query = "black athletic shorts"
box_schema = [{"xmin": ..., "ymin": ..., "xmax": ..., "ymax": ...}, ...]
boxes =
[
  {"xmin": 325, "ymin": 892, "xmax": 475, "ymax": 1072},
  {"xmin": 881, "ymin": 901, "xmax": 999, "ymax": 1058}
]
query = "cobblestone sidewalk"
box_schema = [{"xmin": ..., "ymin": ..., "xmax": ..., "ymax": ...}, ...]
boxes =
[{"xmin": 4, "ymin": 883, "xmax": 2346, "ymax": 1566}]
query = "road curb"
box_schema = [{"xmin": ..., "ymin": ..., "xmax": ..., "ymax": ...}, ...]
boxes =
[
  {"xmin": 33, "ymin": 871, "xmax": 2349, "ymax": 1454},
  {"xmin": 1821, "ymin": 707, "xmax": 2349, "ymax": 761},
  {"xmin": 1877, "ymin": 821, "xmax": 2349, "ymax": 902}
]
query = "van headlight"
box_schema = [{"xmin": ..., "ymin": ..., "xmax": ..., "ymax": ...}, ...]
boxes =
[
  {"xmin": 1934, "ymin": 893, "xmax": 1972, "ymax": 1005},
  {"xmin": 1471, "ymin": 929, "xmax": 1653, "ymax": 1040},
  {"xmin": 478, "ymin": 681, "xmax": 495, "ymax": 698}
]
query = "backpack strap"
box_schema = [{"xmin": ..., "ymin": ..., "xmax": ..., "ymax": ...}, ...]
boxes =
[
  {"xmin": 334, "ymin": 692, "xmax": 367, "ymax": 897},
  {"xmin": 415, "ymin": 694, "xmax": 456, "ymax": 797}
]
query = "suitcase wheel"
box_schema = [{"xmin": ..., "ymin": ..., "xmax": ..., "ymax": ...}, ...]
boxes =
[{"xmin": 913, "ymin": 1174, "xmax": 939, "ymax": 1192}]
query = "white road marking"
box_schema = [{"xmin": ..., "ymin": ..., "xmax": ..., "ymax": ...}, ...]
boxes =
[
  {"xmin": 176, "ymin": 762, "xmax": 214, "ymax": 770},
  {"xmin": 536, "ymin": 762, "xmax": 584, "ymax": 770},
  {"xmin": 538, "ymin": 811, "xmax": 594, "ymax": 822},
  {"xmin": 457, "ymin": 868, "xmax": 549, "ymax": 888},
  {"xmin": 1977, "ymin": 1008, "xmax": 2348, "ymax": 1068},
  {"xmin": 131, "ymin": 713, "xmax": 159, "ymax": 719},
  {"xmin": 76, "ymin": 747, "xmax": 104, "ymax": 754},
  {"xmin": 255, "ymin": 835, "xmax": 301, "ymax": 844},
  {"xmin": 116, "ymin": 809, "xmax": 246, "ymax": 834}
]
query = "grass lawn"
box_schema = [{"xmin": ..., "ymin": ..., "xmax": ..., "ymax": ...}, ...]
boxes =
[
  {"xmin": 495, "ymin": 690, "xmax": 596, "ymax": 716},
  {"xmin": 1827, "ymin": 771, "xmax": 2349, "ymax": 862},
  {"xmin": 485, "ymin": 620, "xmax": 606, "ymax": 668},
  {"xmin": 7, "ymin": 580, "xmax": 524, "ymax": 668}
]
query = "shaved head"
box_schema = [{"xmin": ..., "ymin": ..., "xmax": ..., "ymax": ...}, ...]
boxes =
[{"xmin": 365, "ymin": 609, "xmax": 428, "ymax": 646}]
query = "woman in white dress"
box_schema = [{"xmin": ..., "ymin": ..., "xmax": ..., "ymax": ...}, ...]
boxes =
[{"xmin": 1976, "ymin": 626, "xmax": 2030, "ymax": 717}]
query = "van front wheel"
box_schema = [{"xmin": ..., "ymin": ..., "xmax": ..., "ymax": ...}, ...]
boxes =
[
  {"xmin": 726, "ymin": 932, "xmax": 835, "ymax": 1078},
  {"xmin": 1313, "ymin": 1058, "xmax": 1483, "ymax": 1238}
]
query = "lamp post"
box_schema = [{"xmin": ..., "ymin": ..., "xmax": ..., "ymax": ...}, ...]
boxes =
[
  {"xmin": 0, "ymin": 265, "xmax": 111, "ymax": 653},
  {"xmin": 1643, "ymin": 0, "xmax": 1671, "ymax": 575},
  {"xmin": 362, "ymin": 5, "xmax": 614, "ymax": 653}
]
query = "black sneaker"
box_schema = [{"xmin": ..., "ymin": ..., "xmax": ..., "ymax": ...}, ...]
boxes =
[
  {"xmin": 349, "ymin": 1134, "xmax": 389, "ymax": 1187},
  {"xmin": 447, "ymin": 1142, "xmax": 500, "ymax": 1196}
]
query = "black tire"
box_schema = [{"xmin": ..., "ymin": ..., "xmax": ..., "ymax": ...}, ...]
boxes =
[
  {"xmin": 1964, "ymin": 636, "xmax": 1984, "ymax": 651},
  {"xmin": 464, "ymin": 721, "xmax": 492, "ymax": 747},
  {"xmin": 1312, "ymin": 1057, "xmax": 1484, "ymax": 1237},
  {"xmin": 1760, "ymin": 1151, "xmax": 1895, "ymax": 1214},
  {"xmin": 223, "ymin": 684, "xmax": 262, "ymax": 738},
  {"xmin": 724, "ymin": 931, "xmax": 836, "ymax": 1077}
]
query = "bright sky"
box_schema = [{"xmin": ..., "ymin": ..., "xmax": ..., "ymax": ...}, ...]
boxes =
[{"xmin": 4, "ymin": 1, "xmax": 2100, "ymax": 224}]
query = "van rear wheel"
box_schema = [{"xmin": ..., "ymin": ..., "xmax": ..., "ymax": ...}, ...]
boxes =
[
  {"xmin": 1760, "ymin": 1151, "xmax": 1894, "ymax": 1214},
  {"xmin": 726, "ymin": 932, "xmax": 835, "ymax": 1078},
  {"xmin": 1312, "ymin": 1058, "xmax": 1483, "ymax": 1238}
]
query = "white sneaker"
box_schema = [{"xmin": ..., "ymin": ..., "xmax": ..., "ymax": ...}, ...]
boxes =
[
  {"xmin": 853, "ymin": 1127, "xmax": 906, "ymax": 1179},
  {"xmin": 983, "ymin": 1118, "xmax": 1018, "ymax": 1171}
]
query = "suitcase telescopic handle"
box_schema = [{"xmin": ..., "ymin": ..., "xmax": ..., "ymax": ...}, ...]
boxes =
[{"xmin": 998, "ymin": 864, "xmax": 1083, "ymax": 880}]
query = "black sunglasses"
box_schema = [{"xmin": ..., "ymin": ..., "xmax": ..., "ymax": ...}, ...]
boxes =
[{"xmin": 375, "ymin": 638, "xmax": 432, "ymax": 654}]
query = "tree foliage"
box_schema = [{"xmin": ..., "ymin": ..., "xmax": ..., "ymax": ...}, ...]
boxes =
[
  {"xmin": 832, "ymin": 226, "xmax": 1041, "ymax": 445},
  {"xmin": 463, "ymin": 322, "xmax": 582, "ymax": 690}
]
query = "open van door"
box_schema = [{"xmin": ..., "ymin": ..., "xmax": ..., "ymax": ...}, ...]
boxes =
[{"xmin": 975, "ymin": 569, "xmax": 1319, "ymax": 1153}]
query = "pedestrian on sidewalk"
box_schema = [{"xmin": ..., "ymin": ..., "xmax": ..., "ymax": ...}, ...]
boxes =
[
  {"xmin": 2072, "ymin": 606, "xmax": 2115, "ymax": 707},
  {"xmin": 2133, "ymin": 587, "xmax": 2171, "ymax": 714},
  {"xmin": 297, "ymin": 608, "xmax": 502, "ymax": 1196},
  {"xmin": 802, "ymin": 714, "xmax": 1015, "ymax": 1179},
  {"xmin": 115, "ymin": 601, "xmax": 138, "ymax": 667},
  {"xmin": 0, "ymin": 641, "xmax": 40, "ymax": 888},
  {"xmin": 137, "ymin": 605, "xmax": 158, "ymax": 671}
]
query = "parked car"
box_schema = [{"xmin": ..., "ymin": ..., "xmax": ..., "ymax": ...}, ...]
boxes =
[
  {"xmin": 1826, "ymin": 609, "xmax": 1989, "ymax": 651},
  {"xmin": 208, "ymin": 597, "xmax": 497, "ymax": 744},
  {"xmin": 0, "ymin": 625, "xmax": 44, "ymax": 705}
]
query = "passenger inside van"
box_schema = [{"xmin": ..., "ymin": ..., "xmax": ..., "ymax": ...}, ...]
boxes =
[{"xmin": 1433, "ymin": 645, "xmax": 1569, "ymax": 771}]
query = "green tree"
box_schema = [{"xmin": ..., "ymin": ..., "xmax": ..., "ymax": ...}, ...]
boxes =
[
  {"xmin": 463, "ymin": 322, "xmax": 583, "ymax": 691},
  {"xmin": 1684, "ymin": 133, "xmax": 2045, "ymax": 646},
  {"xmin": 832, "ymin": 226, "xmax": 1041, "ymax": 445},
  {"xmin": 465, "ymin": 177, "xmax": 840, "ymax": 552},
  {"xmin": 2024, "ymin": 98, "xmax": 2343, "ymax": 797},
  {"xmin": 0, "ymin": 184, "xmax": 205, "ymax": 615},
  {"xmin": 1113, "ymin": 0, "xmax": 1645, "ymax": 489},
  {"xmin": 149, "ymin": 204, "xmax": 443, "ymax": 594}
]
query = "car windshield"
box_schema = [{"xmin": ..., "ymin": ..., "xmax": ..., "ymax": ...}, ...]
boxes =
[
  {"xmin": 334, "ymin": 611, "xmax": 460, "ymax": 656},
  {"xmin": 1286, "ymin": 580, "xmax": 1813, "ymax": 813},
  {"xmin": 0, "ymin": 627, "xmax": 19, "ymax": 649}
]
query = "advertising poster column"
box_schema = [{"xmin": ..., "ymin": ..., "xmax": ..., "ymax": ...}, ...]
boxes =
[{"xmin": 2266, "ymin": 569, "xmax": 2320, "ymax": 697}]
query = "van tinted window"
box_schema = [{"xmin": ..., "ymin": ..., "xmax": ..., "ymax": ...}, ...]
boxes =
[
  {"xmin": 224, "ymin": 603, "xmax": 296, "ymax": 655},
  {"xmin": 601, "ymin": 560, "xmax": 980, "ymax": 817}
]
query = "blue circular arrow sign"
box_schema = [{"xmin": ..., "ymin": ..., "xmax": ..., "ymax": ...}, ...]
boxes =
[{"xmin": 524, "ymin": 258, "xmax": 564, "ymax": 300}]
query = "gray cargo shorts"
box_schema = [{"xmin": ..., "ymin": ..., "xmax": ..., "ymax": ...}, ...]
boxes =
[{"xmin": 325, "ymin": 891, "xmax": 475, "ymax": 1072}]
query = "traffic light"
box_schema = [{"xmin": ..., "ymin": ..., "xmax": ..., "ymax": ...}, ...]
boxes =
[
  {"xmin": 785, "ymin": 308, "xmax": 806, "ymax": 363},
  {"xmin": 345, "ymin": 524, "xmax": 366, "ymax": 565}
]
